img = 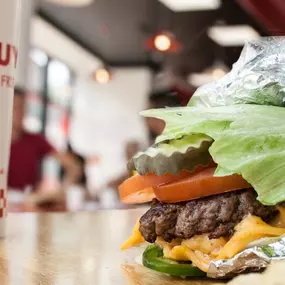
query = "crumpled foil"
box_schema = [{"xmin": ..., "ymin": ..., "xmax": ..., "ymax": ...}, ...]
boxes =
[
  {"xmin": 208, "ymin": 236, "xmax": 285, "ymax": 279},
  {"xmin": 189, "ymin": 37, "xmax": 285, "ymax": 108}
]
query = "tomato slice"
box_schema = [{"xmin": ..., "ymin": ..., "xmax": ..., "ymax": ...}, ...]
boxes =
[
  {"xmin": 120, "ymin": 187, "xmax": 155, "ymax": 204},
  {"xmin": 119, "ymin": 171, "xmax": 193, "ymax": 204},
  {"xmin": 154, "ymin": 168, "xmax": 251, "ymax": 203}
]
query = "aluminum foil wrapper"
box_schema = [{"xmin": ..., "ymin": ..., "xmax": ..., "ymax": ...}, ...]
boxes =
[
  {"xmin": 208, "ymin": 236, "xmax": 285, "ymax": 279},
  {"xmin": 189, "ymin": 37, "xmax": 285, "ymax": 108}
]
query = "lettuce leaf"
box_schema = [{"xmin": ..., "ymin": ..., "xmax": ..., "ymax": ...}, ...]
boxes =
[{"xmin": 142, "ymin": 105, "xmax": 285, "ymax": 205}]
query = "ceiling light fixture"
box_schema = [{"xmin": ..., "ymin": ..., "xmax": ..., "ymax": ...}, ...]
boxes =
[
  {"xmin": 208, "ymin": 25, "xmax": 260, "ymax": 46},
  {"xmin": 145, "ymin": 32, "xmax": 181, "ymax": 53},
  {"xmin": 154, "ymin": 34, "xmax": 172, "ymax": 52},
  {"xmin": 93, "ymin": 68, "xmax": 111, "ymax": 84},
  {"xmin": 158, "ymin": 0, "xmax": 220, "ymax": 11},
  {"xmin": 45, "ymin": 0, "xmax": 93, "ymax": 7}
]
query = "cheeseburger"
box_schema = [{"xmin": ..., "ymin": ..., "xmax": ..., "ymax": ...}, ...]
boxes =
[{"xmin": 119, "ymin": 37, "xmax": 285, "ymax": 278}]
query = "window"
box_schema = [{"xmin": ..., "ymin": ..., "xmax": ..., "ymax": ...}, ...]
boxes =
[
  {"xmin": 26, "ymin": 49, "xmax": 74, "ymax": 191},
  {"xmin": 24, "ymin": 48, "xmax": 47, "ymax": 133}
]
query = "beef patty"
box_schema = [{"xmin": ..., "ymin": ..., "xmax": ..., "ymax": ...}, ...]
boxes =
[{"xmin": 139, "ymin": 189, "xmax": 277, "ymax": 243}]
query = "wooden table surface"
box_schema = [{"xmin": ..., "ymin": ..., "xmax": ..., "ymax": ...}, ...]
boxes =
[{"xmin": 0, "ymin": 208, "xmax": 224, "ymax": 285}]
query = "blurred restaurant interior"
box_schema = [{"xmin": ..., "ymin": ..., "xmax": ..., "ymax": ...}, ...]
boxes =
[{"xmin": 10, "ymin": 0, "xmax": 284, "ymax": 212}]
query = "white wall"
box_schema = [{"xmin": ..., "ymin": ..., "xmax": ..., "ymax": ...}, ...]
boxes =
[{"xmin": 70, "ymin": 68, "xmax": 151, "ymax": 189}]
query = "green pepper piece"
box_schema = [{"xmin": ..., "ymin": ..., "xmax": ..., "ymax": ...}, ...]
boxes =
[{"xmin": 142, "ymin": 245, "xmax": 206, "ymax": 277}]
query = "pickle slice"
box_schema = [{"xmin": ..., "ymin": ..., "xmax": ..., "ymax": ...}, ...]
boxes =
[{"xmin": 131, "ymin": 134, "xmax": 213, "ymax": 175}]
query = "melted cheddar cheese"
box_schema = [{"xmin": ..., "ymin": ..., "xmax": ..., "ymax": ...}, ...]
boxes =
[
  {"xmin": 217, "ymin": 215, "xmax": 285, "ymax": 259},
  {"xmin": 121, "ymin": 209, "xmax": 285, "ymax": 272},
  {"xmin": 120, "ymin": 219, "xmax": 144, "ymax": 250}
]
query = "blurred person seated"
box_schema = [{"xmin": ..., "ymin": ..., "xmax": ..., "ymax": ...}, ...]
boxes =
[
  {"xmin": 145, "ymin": 89, "xmax": 182, "ymax": 144},
  {"xmin": 8, "ymin": 87, "xmax": 81, "ymax": 207},
  {"xmin": 60, "ymin": 144, "xmax": 88, "ymax": 211},
  {"xmin": 60, "ymin": 144, "xmax": 87, "ymax": 189}
]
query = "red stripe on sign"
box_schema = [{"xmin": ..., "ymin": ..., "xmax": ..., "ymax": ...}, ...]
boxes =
[
  {"xmin": 0, "ymin": 209, "xmax": 4, "ymax": 218},
  {"xmin": 0, "ymin": 189, "xmax": 4, "ymax": 199}
]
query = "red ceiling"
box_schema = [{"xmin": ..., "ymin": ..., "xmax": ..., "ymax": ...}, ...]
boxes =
[{"xmin": 238, "ymin": 0, "xmax": 285, "ymax": 35}]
